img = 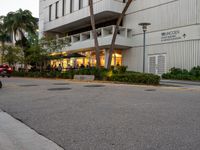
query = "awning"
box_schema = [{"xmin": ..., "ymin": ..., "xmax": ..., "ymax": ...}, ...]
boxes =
[{"xmin": 63, "ymin": 53, "xmax": 86, "ymax": 58}]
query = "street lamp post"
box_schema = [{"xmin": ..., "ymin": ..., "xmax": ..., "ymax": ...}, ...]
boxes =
[{"xmin": 138, "ymin": 22, "xmax": 151, "ymax": 73}]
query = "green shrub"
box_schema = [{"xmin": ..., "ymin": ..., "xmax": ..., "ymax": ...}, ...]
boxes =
[
  {"xmin": 170, "ymin": 67, "xmax": 184, "ymax": 75},
  {"xmin": 12, "ymin": 71, "xmax": 27, "ymax": 77},
  {"xmin": 190, "ymin": 66, "xmax": 200, "ymax": 77},
  {"xmin": 162, "ymin": 66, "xmax": 200, "ymax": 81},
  {"xmin": 61, "ymin": 71, "xmax": 74, "ymax": 79},
  {"xmin": 115, "ymin": 66, "xmax": 127, "ymax": 74},
  {"xmin": 11, "ymin": 68, "xmax": 160, "ymax": 85},
  {"xmin": 109, "ymin": 72, "xmax": 160, "ymax": 85}
]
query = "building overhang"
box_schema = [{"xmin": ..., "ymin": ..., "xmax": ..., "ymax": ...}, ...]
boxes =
[
  {"xmin": 63, "ymin": 36, "xmax": 133, "ymax": 52},
  {"xmin": 43, "ymin": 0, "xmax": 125, "ymax": 33},
  {"xmin": 58, "ymin": 26, "xmax": 133, "ymax": 52}
]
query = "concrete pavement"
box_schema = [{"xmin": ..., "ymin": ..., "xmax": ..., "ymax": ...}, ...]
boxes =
[
  {"xmin": 0, "ymin": 109, "xmax": 63, "ymax": 150},
  {"xmin": 0, "ymin": 77, "xmax": 200, "ymax": 150}
]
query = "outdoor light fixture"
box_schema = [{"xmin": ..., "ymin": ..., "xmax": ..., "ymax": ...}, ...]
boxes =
[{"xmin": 138, "ymin": 22, "xmax": 151, "ymax": 73}]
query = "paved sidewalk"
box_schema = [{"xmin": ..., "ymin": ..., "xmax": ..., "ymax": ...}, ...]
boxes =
[
  {"xmin": 161, "ymin": 79, "xmax": 200, "ymax": 86},
  {"xmin": 0, "ymin": 109, "xmax": 63, "ymax": 150}
]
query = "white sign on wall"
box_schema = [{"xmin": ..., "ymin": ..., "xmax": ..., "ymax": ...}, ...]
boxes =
[{"xmin": 161, "ymin": 30, "xmax": 186, "ymax": 42}]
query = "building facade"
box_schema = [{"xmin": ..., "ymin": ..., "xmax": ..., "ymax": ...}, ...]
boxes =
[{"xmin": 39, "ymin": 0, "xmax": 200, "ymax": 75}]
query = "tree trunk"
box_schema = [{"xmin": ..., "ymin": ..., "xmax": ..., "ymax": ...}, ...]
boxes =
[
  {"xmin": 107, "ymin": 0, "xmax": 133, "ymax": 69},
  {"xmin": 1, "ymin": 42, "xmax": 5, "ymax": 64},
  {"xmin": 89, "ymin": 0, "xmax": 101, "ymax": 69}
]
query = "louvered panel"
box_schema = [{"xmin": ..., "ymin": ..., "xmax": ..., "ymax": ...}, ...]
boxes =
[
  {"xmin": 149, "ymin": 56, "xmax": 156, "ymax": 74},
  {"xmin": 157, "ymin": 55, "xmax": 166, "ymax": 75}
]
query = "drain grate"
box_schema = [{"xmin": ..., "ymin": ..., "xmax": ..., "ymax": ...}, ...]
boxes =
[
  {"xmin": 145, "ymin": 89, "xmax": 156, "ymax": 92},
  {"xmin": 53, "ymin": 83, "xmax": 69, "ymax": 85},
  {"xmin": 19, "ymin": 85, "xmax": 39, "ymax": 87},
  {"xmin": 84, "ymin": 85, "xmax": 105, "ymax": 88},
  {"xmin": 48, "ymin": 88, "xmax": 72, "ymax": 91}
]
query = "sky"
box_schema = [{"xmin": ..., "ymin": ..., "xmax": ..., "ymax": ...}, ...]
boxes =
[{"xmin": 0, "ymin": 0, "xmax": 39, "ymax": 18}]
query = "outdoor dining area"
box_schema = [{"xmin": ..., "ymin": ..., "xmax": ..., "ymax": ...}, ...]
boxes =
[
  {"xmin": 48, "ymin": 52, "xmax": 89, "ymax": 72},
  {"xmin": 49, "ymin": 50, "xmax": 122, "ymax": 72}
]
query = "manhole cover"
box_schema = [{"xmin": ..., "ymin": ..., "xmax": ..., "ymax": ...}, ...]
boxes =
[
  {"xmin": 19, "ymin": 85, "xmax": 39, "ymax": 87},
  {"xmin": 145, "ymin": 89, "xmax": 156, "ymax": 92},
  {"xmin": 84, "ymin": 85, "xmax": 105, "ymax": 88},
  {"xmin": 48, "ymin": 88, "xmax": 72, "ymax": 91},
  {"xmin": 53, "ymin": 83, "xmax": 69, "ymax": 85}
]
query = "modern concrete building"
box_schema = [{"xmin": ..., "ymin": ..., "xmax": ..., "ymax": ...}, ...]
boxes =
[{"xmin": 39, "ymin": 0, "xmax": 200, "ymax": 75}]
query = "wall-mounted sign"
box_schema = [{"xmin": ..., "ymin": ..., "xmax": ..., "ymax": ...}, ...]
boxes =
[{"xmin": 161, "ymin": 30, "xmax": 185, "ymax": 42}]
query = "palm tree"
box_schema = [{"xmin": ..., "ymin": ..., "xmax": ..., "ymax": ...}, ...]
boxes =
[
  {"xmin": 4, "ymin": 9, "xmax": 37, "ymax": 43},
  {"xmin": 0, "ymin": 16, "xmax": 10, "ymax": 64},
  {"xmin": 107, "ymin": 0, "xmax": 133, "ymax": 69},
  {"xmin": 4, "ymin": 9, "xmax": 38, "ymax": 70},
  {"xmin": 89, "ymin": 0, "xmax": 101, "ymax": 69}
]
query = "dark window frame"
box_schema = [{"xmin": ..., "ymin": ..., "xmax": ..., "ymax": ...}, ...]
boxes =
[
  {"xmin": 62, "ymin": 0, "xmax": 65, "ymax": 16},
  {"xmin": 49, "ymin": 4, "xmax": 52, "ymax": 21},
  {"xmin": 79, "ymin": 0, "xmax": 83, "ymax": 9},
  {"xmin": 55, "ymin": 1, "xmax": 59, "ymax": 19},
  {"xmin": 70, "ymin": 0, "xmax": 73, "ymax": 13}
]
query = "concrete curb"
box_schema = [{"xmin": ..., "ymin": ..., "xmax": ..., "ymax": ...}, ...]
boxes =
[
  {"xmin": 0, "ymin": 110, "xmax": 64, "ymax": 150},
  {"xmin": 161, "ymin": 80, "xmax": 200, "ymax": 86}
]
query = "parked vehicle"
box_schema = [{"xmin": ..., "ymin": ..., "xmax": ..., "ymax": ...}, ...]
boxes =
[
  {"xmin": 0, "ymin": 64, "xmax": 13, "ymax": 77},
  {"xmin": 0, "ymin": 80, "xmax": 2, "ymax": 88}
]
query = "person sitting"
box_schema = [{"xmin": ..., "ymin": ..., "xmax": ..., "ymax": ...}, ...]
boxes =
[
  {"xmin": 67, "ymin": 64, "xmax": 72, "ymax": 71},
  {"xmin": 52, "ymin": 65, "xmax": 57, "ymax": 71},
  {"xmin": 57, "ymin": 64, "xmax": 62, "ymax": 72},
  {"xmin": 80, "ymin": 64, "xmax": 85, "ymax": 69},
  {"xmin": 86, "ymin": 62, "xmax": 91, "ymax": 68},
  {"xmin": 46, "ymin": 64, "xmax": 51, "ymax": 72}
]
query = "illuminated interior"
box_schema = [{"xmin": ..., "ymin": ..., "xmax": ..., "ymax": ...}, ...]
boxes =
[{"xmin": 50, "ymin": 50, "xmax": 122, "ymax": 69}]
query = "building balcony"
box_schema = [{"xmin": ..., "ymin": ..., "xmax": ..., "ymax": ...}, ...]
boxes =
[
  {"xmin": 58, "ymin": 25, "xmax": 133, "ymax": 52},
  {"xmin": 43, "ymin": 0, "xmax": 125, "ymax": 33}
]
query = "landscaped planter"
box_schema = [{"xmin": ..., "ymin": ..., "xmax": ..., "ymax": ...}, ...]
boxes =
[{"xmin": 74, "ymin": 75, "xmax": 95, "ymax": 81}]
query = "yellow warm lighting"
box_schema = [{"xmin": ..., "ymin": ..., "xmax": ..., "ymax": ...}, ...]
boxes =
[{"xmin": 49, "ymin": 50, "xmax": 122, "ymax": 69}]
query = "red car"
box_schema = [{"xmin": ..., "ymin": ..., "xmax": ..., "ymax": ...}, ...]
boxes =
[{"xmin": 0, "ymin": 64, "xmax": 13, "ymax": 77}]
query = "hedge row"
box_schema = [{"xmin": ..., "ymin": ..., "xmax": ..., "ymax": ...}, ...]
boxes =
[
  {"xmin": 108, "ymin": 72, "xmax": 160, "ymax": 85},
  {"xmin": 162, "ymin": 66, "xmax": 200, "ymax": 81},
  {"xmin": 12, "ymin": 67, "xmax": 160, "ymax": 85}
]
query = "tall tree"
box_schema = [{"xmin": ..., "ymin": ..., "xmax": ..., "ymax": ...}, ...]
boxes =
[
  {"xmin": 107, "ymin": 0, "xmax": 133, "ymax": 69},
  {"xmin": 4, "ymin": 9, "xmax": 37, "ymax": 43},
  {"xmin": 4, "ymin": 9, "xmax": 38, "ymax": 71},
  {"xmin": 40, "ymin": 36, "xmax": 70, "ymax": 53},
  {"xmin": 4, "ymin": 45, "xmax": 22, "ymax": 66},
  {"xmin": 89, "ymin": 0, "xmax": 101, "ymax": 68},
  {"xmin": 0, "ymin": 16, "xmax": 10, "ymax": 64}
]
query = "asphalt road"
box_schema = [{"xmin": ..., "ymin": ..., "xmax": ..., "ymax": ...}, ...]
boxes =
[{"xmin": 0, "ymin": 77, "xmax": 200, "ymax": 150}]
